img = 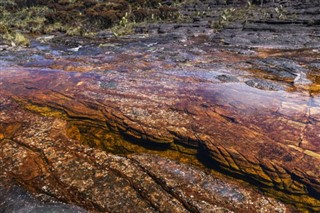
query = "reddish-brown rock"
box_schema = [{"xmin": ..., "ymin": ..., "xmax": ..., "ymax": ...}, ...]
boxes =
[
  {"xmin": 0, "ymin": 96, "xmax": 290, "ymax": 212},
  {"xmin": 1, "ymin": 6, "xmax": 320, "ymax": 210}
]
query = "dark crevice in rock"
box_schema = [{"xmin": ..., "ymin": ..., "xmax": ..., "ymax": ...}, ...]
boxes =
[
  {"xmin": 120, "ymin": 131, "xmax": 172, "ymax": 151},
  {"xmin": 197, "ymin": 144, "xmax": 271, "ymax": 189},
  {"xmin": 6, "ymin": 139, "xmax": 104, "ymax": 212},
  {"xmin": 130, "ymin": 158, "xmax": 200, "ymax": 213},
  {"xmin": 290, "ymin": 171, "xmax": 320, "ymax": 200},
  {"xmin": 5, "ymin": 96, "xmax": 318, "ymax": 211},
  {"xmin": 196, "ymin": 141, "xmax": 320, "ymax": 209},
  {"xmin": 218, "ymin": 114, "xmax": 239, "ymax": 124},
  {"xmin": 104, "ymin": 166, "xmax": 159, "ymax": 212}
]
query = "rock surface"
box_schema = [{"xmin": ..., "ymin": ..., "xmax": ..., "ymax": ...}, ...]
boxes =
[
  {"xmin": 0, "ymin": 96, "xmax": 289, "ymax": 212},
  {"xmin": 1, "ymin": 0, "xmax": 320, "ymax": 212}
]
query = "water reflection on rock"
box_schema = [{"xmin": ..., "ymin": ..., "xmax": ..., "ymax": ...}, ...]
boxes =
[{"xmin": 0, "ymin": 10, "xmax": 320, "ymax": 211}]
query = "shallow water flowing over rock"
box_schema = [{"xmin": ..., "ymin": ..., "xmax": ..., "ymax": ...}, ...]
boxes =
[{"xmin": 1, "ymin": 6, "xmax": 320, "ymax": 211}]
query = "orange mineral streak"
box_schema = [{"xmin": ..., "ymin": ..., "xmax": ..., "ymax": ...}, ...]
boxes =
[{"xmin": 0, "ymin": 38, "xmax": 320, "ymax": 211}]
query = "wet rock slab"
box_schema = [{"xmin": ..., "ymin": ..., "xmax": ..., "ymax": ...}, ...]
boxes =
[
  {"xmin": 1, "ymin": 2, "xmax": 320, "ymax": 211},
  {"xmin": 0, "ymin": 96, "xmax": 288, "ymax": 212},
  {"xmin": 1, "ymin": 37, "xmax": 320, "ymax": 211}
]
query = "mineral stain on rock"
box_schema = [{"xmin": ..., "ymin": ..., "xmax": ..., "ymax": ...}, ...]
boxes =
[
  {"xmin": 0, "ymin": 96, "xmax": 290, "ymax": 212},
  {"xmin": 1, "ymin": 40, "xmax": 320, "ymax": 212},
  {"xmin": 1, "ymin": 1, "xmax": 320, "ymax": 212}
]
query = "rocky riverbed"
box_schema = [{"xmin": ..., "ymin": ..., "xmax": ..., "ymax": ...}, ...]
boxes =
[{"xmin": 1, "ymin": 1, "xmax": 320, "ymax": 212}]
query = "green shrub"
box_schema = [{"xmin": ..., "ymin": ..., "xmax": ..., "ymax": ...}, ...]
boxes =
[
  {"xmin": 0, "ymin": 6, "xmax": 50, "ymax": 33},
  {"xmin": 0, "ymin": 0, "xmax": 179, "ymax": 45}
]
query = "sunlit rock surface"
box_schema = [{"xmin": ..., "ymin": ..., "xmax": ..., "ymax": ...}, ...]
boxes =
[{"xmin": 1, "ymin": 2, "xmax": 320, "ymax": 211}]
